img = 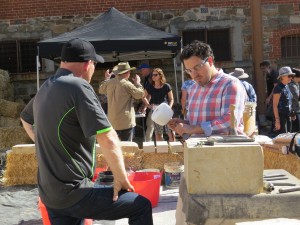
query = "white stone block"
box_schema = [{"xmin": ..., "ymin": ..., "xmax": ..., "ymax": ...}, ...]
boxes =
[
  {"xmin": 169, "ymin": 142, "xmax": 183, "ymax": 153},
  {"xmin": 143, "ymin": 142, "xmax": 156, "ymax": 153},
  {"xmin": 156, "ymin": 141, "xmax": 169, "ymax": 153},
  {"xmin": 184, "ymin": 139, "xmax": 263, "ymax": 194},
  {"xmin": 11, "ymin": 144, "xmax": 35, "ymax": 153}
]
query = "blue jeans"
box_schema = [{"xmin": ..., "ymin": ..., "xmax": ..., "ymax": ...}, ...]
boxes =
[{"xmin": 46, "ymin": 188, "xmax": 153, "ymax": 225}]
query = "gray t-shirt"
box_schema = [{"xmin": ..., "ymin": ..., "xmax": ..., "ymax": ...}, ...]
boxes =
[{"xmin": 21, "ymin": 68, "xmax": 111, "ymax": 209}]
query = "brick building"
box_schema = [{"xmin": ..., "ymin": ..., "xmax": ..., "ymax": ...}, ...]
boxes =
[{"xmin": 0, "ymin": 0, "xmax": 300, "ymax": 113}]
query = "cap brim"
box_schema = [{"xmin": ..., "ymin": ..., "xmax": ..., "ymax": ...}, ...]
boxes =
[
  {"xmin": 278, "ymin": 73, "xmax": 295, "ymax": 79},
  {"xmin": 95, "ymin": 54, "xmax": 105, "ymax": 63}
]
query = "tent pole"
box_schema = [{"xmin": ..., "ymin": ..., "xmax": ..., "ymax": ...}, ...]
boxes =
[
  {"xmin": 181, "ymin": 39, "xmax": 184, "ymax": 91},
  {"xmin": 36, "ymin": 46, "xmax": 40, "ymax": 91},
  {"xmin": 173, "ymin": 57, "xmax": 179, "ymax": 103}
]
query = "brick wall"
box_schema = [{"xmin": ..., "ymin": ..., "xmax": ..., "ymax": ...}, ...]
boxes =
[
  {"xmin": 1, "ymin": 0, "xmax": 253, "ymax": 22},
  {"xmin": 269, "ymin": 24, "xmax": 300, "ymax": 60}
]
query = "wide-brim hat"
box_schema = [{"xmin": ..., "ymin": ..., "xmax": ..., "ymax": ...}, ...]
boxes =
[
  {"xmin": 115, "ymin": 62, "xmax": 136, "ymax": 75},
  {"xmin": 278, "ymin": 66, "xmax": 295, "ymax": 79},
  {"xmin": 229, "ymin": 68, "xmax": 249, "ymax": 79}
]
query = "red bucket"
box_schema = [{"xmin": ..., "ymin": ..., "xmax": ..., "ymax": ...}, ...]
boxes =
[
  {"xmin": 38, "ymin": 198, "xmax": 93, "ymax": 225},
  {"xmin": 128, "ymin": 171, "xmax": 162, "ymax": 208}
]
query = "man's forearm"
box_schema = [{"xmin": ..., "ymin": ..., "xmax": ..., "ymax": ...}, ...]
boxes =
[{"xmin": 96, "ymin": 130, "xmax": 127, "ymax": 180}]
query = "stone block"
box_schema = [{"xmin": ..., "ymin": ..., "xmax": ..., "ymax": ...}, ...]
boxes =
[
  {"xmin": 184, "ymin": 139, "xmax": 263, "ymax": 194},
  {"xmin": 156, "ymin": 141, "xmax": 168, "ymax": 153},
  {"xmin": 169, "ymin": 141, "xmax": 183, "ymax": 153},
  {"xmin": 143, "ymin": 142, "xmax": 155, "ymax": 153}
]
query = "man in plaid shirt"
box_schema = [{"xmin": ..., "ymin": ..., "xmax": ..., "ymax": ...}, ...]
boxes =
[{"xmin": 169, "ymin": 40, "xmax": 246, "ymax": 136}]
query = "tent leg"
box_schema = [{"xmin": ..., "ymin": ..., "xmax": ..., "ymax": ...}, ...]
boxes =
[
  {"xmin": 173, "ymin": 58, "xmax": 179, "ymax": 104},
  {"xmin": 36, "ymin": 46, "xmax": 40, "ymax": 91}
]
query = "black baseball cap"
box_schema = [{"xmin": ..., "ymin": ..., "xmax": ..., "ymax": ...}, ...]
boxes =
[{"xmin": 61, "ymin": 38, "xmax": 104, "ymax": 63}]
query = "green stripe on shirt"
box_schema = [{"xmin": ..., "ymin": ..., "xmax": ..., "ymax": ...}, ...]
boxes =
[{"xmin": 97, "ymin": 127, "xmax": 112, "ymax": 134}]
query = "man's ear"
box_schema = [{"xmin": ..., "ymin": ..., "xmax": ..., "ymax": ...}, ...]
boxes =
[
  {"xmin": 83, "ymin": 61, "xmax": 90, "ymax": 72},
  {"xmin": 208, "ymin": 56, "xmax": 213, "ymax": 66}
]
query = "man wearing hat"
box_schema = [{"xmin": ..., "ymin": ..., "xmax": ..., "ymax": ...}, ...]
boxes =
[
  {"xmin": 230, "ymin": 68, "xmax": 257, "ymax": 103},
  {"xmin": 99, "ymin": 62, "xmax": 144, "ymax": 141},
  {"xmin": 289, "ymin": 68, "xmax": 300, "ymax": 132},
  {"xmin": 273, "ymin": 66, "xmax": 294, "ymax": 134},
  {"xmin": 20, "ymin": 38, "xmax": 153, "ymax": 225}
]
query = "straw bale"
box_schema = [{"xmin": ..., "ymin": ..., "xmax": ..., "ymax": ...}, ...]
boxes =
[
  {"xmin": 3, "ymin": 149, "xmax": 38, "ymax": 186},
  {"xmin": 0, "ymin": 99, "xmax": 25, "ymax": 118},
  {"xmin": 96, "ymin": 151, "xmax": 143, "ymax": 170},
  {"xmin": 141, "ymin": 152, "xmax": 184, "ymax": 171},
  {"xmin": 263, "ymin": 148, "xmax": 300, "ymax": 179},
  {"xmin": 0, "ymin": 127, "xmax": 33, "ymax": 150},
  {"xmin": 96, "ymin": 142, "xmax": 141, "ymax": 154},
  {"xmin": 0, "ymin": 69, "xmax": 14, "ymax": 101},
  {"xmin": 0, "ymin": 116, "xmax": 21, "ymax": 127}
]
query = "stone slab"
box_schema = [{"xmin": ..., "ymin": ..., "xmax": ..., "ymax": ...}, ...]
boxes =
[
  {"xmin": 176, "ymin": 169, "xmax": 300, "ymax": 225},
  {"xmin": 184, "ymin": 139, "xmax": 263, "ymax": 194}
]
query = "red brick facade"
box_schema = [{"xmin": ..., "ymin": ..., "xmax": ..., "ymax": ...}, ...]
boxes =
[
  {"xmin": 1, "ymin": 0, "xmax": 293, "ymax": 22},
  {"xmin": 269, "ymin": 25, "xmax": 300, "ymax": 60}
]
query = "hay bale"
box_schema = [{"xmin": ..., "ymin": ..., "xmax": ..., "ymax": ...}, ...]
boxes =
[
  {"xmin": 0, "ymin": 99, "xmax": 25, "ymax": 118},
  {"xmin": 96, "ymin": 141, "xmax": 140, "ymax": 154},
  {"xmin": 0, "ymin": 127, "xmax": 33, "ymax": 151},
  {"xmin": 0, "ymin": 69, "xmax": 14, "ymax": 101},
  {"xmin": 0, "ymin": 116, "xmax": 21, "ymax": 127},
  {"xmin": 142, "ymin": 152, "xmax": 184, "ymax": 171},
  {"xmin": 96, "ymin": 151, "xmax": 143, "ymax": 171},
  {"xmin": 263, "ymin": 147, "xmax": 300, "ymax": 179},
  {"xmin": 3, "ymin": 145, "xmax": 38, "ymax": 186}
]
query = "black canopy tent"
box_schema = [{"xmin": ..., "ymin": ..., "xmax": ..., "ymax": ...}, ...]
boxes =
[
  {"xmin": 37, "ymin": 7, "xmax": 181, "ymax": 62},
  {"xmin": 37, "ymin": 7, "xmax": 182, "ymax": 100}
]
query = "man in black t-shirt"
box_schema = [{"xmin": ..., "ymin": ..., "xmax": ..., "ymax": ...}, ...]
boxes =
[
  {"xmin": 20, "ymin": 38, "xmax": 153, "ymax": 225},
  {"xmin": 260, "ymin": 61, "xmax": 279, "ymax": 134}
]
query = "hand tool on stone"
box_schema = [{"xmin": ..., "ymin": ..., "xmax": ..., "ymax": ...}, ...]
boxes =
[
  {"xmin": 263, "ymin": 173, "xmax": 286, "ymax": 178},
  {"xmin": 264, "ymin": 177, "xmax": 288, "ymax": 181},
  {"xmin": 272, "ymin": 182, "xmax": 296, "ymax": 186},
  {"xmin": 278, "ymin": 186, "xmax": 300, "ymax": 193}
]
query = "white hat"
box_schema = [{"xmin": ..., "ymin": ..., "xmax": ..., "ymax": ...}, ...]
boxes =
[
  {"xmin": 278, "ymin": 66, "xmax": 295, "ymax": 79},
  {"xmin": 229, "ymin": 68, "xmax": 249, "ymax": 79}
]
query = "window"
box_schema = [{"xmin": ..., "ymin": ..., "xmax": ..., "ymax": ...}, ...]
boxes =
[
  {"xmin": 182, "ymin": 29, "xmax": 232, "ymax": 61},
  {"xmin": 0, "ymin": 40, "xmax": 38, "ymax": 73},
  {"xmin": 281, "ymin": 35, "xmax": 300, "ymax": 58}
]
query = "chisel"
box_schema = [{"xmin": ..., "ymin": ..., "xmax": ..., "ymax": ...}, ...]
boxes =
[{"xmin": 279, "ymin": 186, "xmax": 300, "ymax": 193}]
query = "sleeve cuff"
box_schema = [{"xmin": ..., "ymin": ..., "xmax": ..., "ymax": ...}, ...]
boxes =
[{"xmin": 200, "ymin": 121, "xmax": 212, "ymax": 136}]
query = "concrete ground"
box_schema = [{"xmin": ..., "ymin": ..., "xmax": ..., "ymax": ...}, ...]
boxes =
[{"xmin": 95, "ymin": 186, "xmax": 179, "ymax": 225}]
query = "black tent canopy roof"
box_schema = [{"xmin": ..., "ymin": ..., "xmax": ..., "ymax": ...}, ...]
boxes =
[{"xmin": 38, "ymin": 7, "xmax": 181, "ymax": 62}]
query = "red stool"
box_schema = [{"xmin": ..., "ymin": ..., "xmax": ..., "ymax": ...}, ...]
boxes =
[{"xmin": 38, "ymin": 198, "xmax": 93, "ymax": 225}]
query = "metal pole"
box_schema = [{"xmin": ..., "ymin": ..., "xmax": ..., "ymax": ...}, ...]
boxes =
[
  {"xmin": 173, "ymin": 57, "xmax": 179, "ymax": 103},
  {"xmin": 36, "ymin": 46, "xmax": 40, "ymax": 91}
]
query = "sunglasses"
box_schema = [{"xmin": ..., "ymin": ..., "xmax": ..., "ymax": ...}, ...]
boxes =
[
  {"xmin": 288, "ymin": 75, "xmax": 294, "ymax": 78},
  {"xmin": 152, "ymin": 73, "xmax": 160, "ymax": 76}
]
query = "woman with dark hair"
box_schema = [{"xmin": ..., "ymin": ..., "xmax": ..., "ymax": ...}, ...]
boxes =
[
  {"xmin": 273, "ymin": 66, "xmax": 293, "ymax": 134},
  {"xmin": 289, "ymin": 68, "xmax": 300, "ymax": 132},
  {"xmin": 142, "ymin": 68, "xmax": 175, "ymax": 142}
]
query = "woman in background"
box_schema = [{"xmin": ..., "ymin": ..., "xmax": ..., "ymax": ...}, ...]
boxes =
[
  {"xmin": 181, "ymin": 72, "xmax": 195, "ymax": 118},
  {"xmin": 142, "ymin": 68, "xmax": 175, "ymax": 142},
  {"xmin": 273, "ymin": 66, "xmax": 293, "ymax": 134}
]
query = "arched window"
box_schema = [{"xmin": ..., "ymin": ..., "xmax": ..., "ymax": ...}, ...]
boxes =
[{"xmin": 281, "ymin": 35, "xmax": 300, "ymax": 58}]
